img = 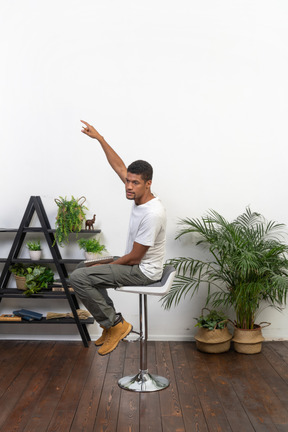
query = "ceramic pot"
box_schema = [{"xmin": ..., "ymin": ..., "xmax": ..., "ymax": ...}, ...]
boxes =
[
  {"xmin": 85, "ymin": 252, "xmax": 101, "ymax": 261},
  {"xmin": 29, "ymin": 250, "xmax": 42, "ymax": 260}
]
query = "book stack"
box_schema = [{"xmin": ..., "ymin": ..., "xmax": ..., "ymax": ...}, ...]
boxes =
[
  {"xmin": 52, "ymin": 286, "xmax": 74, "ymax": 292},
  {"xmin": 84, "ymin": 256, "xmax": 114, "ymax": 267},
  {"xmin": 13, "ymin": 309, "xmax": 43, "ymax": 321}
]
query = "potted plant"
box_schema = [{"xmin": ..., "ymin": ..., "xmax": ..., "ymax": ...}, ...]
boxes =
[
  {"xmin": 54, "ymin": 196, "xmax": 88, "ymax": 246},
  {"xmin": 77, "ymin": 237, "xmax": 107, "ymax": 260},
  {"xmin": 9, "ymin": 263, "xmax": 28, "ymax": 290},
  {"xmin": 24, "ymin": 265, "xmax": 54, "ymax": 297},
  {"xmin": 9, "ymin": 263, "xmax": 54, "ymax": 296},
  {"xmin": 194, "ymin": 308, "xmax": 232, "ymax": 353},
  {"xmin": 26, "ymin": 240, "xmax": 42, "ymax": 260},
  {"xmin": 162, "ymin": 208, "xmax": 288, "ymax": 354}
]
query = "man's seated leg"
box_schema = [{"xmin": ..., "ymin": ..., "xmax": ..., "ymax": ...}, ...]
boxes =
[
  {"xmin": 69, "ymin": 265, "xmax": 117, "ymax": 329},
  {"xmin": 69, "ymin": 263, "xmax": 151, "ymax": 355}
]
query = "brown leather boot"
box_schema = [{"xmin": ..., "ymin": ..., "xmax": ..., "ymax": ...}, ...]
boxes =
[
  {"xmin": 94, "ymin": 326, "xmax": 108, "ymax": 346},
  {"xmin": 98, "ymin": 316, "xmax": 132, "ymax": 356}
]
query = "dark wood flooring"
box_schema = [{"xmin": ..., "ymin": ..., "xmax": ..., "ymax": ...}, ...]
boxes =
[{"xmin": 0, "ymin": 340, "xmax": 288, "ymax": 431}]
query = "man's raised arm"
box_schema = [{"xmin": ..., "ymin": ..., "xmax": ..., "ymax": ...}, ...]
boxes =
[{"xmin": 81, "ymin": 120, "xmax": 127, "ymax": 183}]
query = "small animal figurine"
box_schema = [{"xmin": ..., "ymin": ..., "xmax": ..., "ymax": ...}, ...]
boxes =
[{"xmin": 85, "ymin": 214, "xmax": 96, "ymax": 230}]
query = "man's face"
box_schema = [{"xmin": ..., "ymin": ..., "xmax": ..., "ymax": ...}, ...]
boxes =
[{"xmin": 125, "ymin": 172, "xmax": 151, "ymax": 205}]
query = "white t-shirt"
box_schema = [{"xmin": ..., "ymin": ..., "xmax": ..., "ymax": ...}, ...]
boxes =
[{"xmin": 125, "ymin": 197, "xmax": 166, "ymax": 281}]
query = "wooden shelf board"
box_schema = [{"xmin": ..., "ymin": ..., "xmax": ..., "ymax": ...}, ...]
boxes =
[
  {"xmin": 0, "ymin": 228, "xmax": 101, "ymax": 233},
  {"xmin": 0, "ymin": 288, "xmax": 74, "ymax": 299},
  {"xmin": 0, "ymin": 317, "xmax": 94, "ymax": 324}
]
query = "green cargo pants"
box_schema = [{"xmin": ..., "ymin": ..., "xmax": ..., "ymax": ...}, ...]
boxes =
[{"xmin": 69, "ymin": 262, "xmax": 154, "ymax": 328}]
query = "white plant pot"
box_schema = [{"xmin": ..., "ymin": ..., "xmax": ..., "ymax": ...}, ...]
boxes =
[
  {"xmin": 85, "ymin": 252, "xmax": 101, "ymax": 261},
  {"xmin": 29, "ymin": 250, "xmax": 42, "ymax": 260}
]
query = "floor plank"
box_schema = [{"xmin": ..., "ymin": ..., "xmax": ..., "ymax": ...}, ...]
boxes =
[
  {"xmin": 184, "ymin": 343, "xmax": 233, "ymax": 432},
  {"xmin": 0, "ymin": 341, "xmax": 53, "ymax": 431},
  {"xmin": 157, "ymin": 341, "xmax": 185, "ymax": 432},
  {"xmin": 70, "ymin": 347, "xmax": 109, "ymax": 432},
  {"xmin": 224, "ymin": 351, "xmax": 280, "ymax": 432},
  {"xmin": 0, "ymin": 341, "xmax": 39, "ymax": 399},
  {"xmin": 139, "ymin": 341, "xmax": 162, "ymax": 432},
  {"xmin": 93, "ymin": 342, "xmax": 126, "ymax": 432},
  {"xmin": 26, "ymin": 343, "xmax": 87, "ymax": 432},
  {"xmin": 117, "ymin": 357, "xmax": 140, "ymax": 432},
  {"xmin": 0, "ymin": 340, "xmax": 288, "ymax": 432},
  {"xmin": 170, "ymin": 341, "xmax": 209, "ymax": 432},
  {"xmin": 204, "ymin": 351, "xmax": 255, "ymax": 432}
]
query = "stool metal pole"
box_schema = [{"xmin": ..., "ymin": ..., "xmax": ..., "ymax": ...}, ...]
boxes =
[
  {"xmin": 139, "ymin": 294, "xmax": 144, "ymax": 370},
  {"xmin": 143, "ymin": 294, "xmax": 148, "ymax": 370},
  {"xmin": 118, "ymin": 293, "xmax": 170, "ymax": 392}
]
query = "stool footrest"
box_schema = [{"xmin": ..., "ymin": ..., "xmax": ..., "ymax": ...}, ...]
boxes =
[
  {"xmin": 118, "ymin": 370, "xmax": 170, "ymax": 392},
  {"xmin": 122, "ymin": 330, "xmax": 141, "ymax": 343},
  {"xmin": 130, "ymin": 329, "xmax": 141, "ymax": 336}
]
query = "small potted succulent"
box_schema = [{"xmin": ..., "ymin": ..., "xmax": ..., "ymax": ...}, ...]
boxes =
[
  {"xmin": 77, "ymin": 237, "xmax": 107, "ymax": 260},
  {"xmin": 26, "ymin": 240, "xmax": 42, "ymax": 260}
]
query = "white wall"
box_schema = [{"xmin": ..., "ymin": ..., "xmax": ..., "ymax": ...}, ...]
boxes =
[{"xmin": 1, "ymin": 0, "xmax": 288, "ymax": 341}]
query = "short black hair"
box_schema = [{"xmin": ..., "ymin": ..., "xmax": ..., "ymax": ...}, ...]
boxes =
[{"xmin": 127, "ymin": 160, "xmax": 153, "ymax": 182}]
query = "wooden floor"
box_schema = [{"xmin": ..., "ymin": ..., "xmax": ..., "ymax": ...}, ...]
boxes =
[{"xmin": 0, "ymin": 340, "xmax": 288, "ymax": 432}]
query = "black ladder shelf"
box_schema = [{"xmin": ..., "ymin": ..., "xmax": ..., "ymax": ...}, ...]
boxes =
[{"xmin": 0, "ymin": 196, "xmax": 100, "ymax": 347}]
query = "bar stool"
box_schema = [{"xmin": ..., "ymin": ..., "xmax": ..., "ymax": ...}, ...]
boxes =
[{"xmin": 116, "ymin": 265, "xmax": 176, "ymax": 392}]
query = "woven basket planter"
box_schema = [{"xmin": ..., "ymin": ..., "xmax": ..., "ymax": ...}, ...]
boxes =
[
  {"xmin": 15, "ymin": 275, "xmax": 27, "ymax": 291},
  {"xmin": 232, "ymin": 324, "xmax": 269, "ymax": 354},
  {"xmin": 195, "ymin": 327, "xmax": 232, "ymax": 354}
]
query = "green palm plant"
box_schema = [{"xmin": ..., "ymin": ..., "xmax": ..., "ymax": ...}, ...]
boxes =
[{"xmin": 162, "ymin": 208, "xmax": 288, "ymax": 329}]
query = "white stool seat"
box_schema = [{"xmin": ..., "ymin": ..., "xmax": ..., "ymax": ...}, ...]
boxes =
[
  {"xmin": 116, "ymin": 265, "xmax": 176, "ymax": 296},
  {"xmin": 116, "ymin": 265, "xmax": 176, "ymax": 392}
]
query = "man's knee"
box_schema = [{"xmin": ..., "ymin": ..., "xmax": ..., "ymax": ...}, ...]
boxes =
[{"xmin": 69, "ymin": 267, "xmax": 86, "ymax": 287}]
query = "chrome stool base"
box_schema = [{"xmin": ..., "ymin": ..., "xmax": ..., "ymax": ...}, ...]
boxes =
[
  {"xmin": 116, "ymin": 266, "xmax": 176, "ymax": 393},
  {"xmin": 118, "ymin": 370, "xmax": 170, "ymax": 392}
]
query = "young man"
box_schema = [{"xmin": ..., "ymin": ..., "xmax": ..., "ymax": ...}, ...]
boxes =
[{"xmin": 69, "ymin": 120, "xmax": 166, "ymax": 355}]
